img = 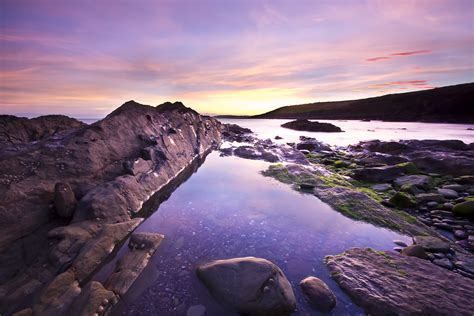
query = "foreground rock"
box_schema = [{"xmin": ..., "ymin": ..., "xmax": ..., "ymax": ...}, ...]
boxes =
[
  {"xmin": 326, "ymin": 248, "xmax": 474, "ymax": 315},
  {"xmin": 0, "ymin": 101, "xmax": 222, "ymax": 314},
  {"xmin": 196, "ymin": 257, "xmax": 296, "ymax": 316},
  {"xmin": 299, "ymin": 276, "xmax": 336, "ymax": 312},
  {"xmin": 281, "ymin": 119, "xmax": 343, "ymax": 132}
]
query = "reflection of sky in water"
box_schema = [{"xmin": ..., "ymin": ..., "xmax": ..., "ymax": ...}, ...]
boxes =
[
  {"xmin": 220, "ymin": 118, "xmax": 474, "ymax": 146},
  {"xmin": 117, "ymin": 152, "xmax": 411, "ymax": 315}
]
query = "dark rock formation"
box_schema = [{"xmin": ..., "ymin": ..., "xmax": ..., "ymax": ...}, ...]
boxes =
[
  {"xmin": 326, "ymin": 248, "xmax": 474, "ymax": 315},
  {"xmin": 0, "ymin": 100, "xmax": 222, "ymax": 315},
  {"xmin": 299, "ymin": 276, "xmax": 336, "ymax": 312},
  {"xmin": 196, "ymin": 257, "xmax": 296, "ymax": 316},
  {"xmin": 281, "ymin": 119, "xmax": 343, "ymax": 132}
]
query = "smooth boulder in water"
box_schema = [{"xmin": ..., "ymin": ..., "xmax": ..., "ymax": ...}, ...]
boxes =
[
  {"xmin": 196, "ymin": 257, "xmax": 296, "ymax": 316},
  {"xmin": 299, "ymin": 276, "xmax": 336, "ymax": 312}
]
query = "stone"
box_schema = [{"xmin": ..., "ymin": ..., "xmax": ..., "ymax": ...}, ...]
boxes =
[
  {"xmin": 389, "ymin": 192, "xmax": 417, "ymax": 208},
  {"xmin": 122, "ymin": 158, "xmax": 153, "ymax": 176},
  {"xmin": 443, "ymin": 202, "xmax": 454, "ymax": 211},
  {"xmin": 129, "ymin": 232, "xmax": 164, "ymax": 252},
  {"xmin": 400, "ymin": 245, "xmax": 428, "ymax": 260},
  {"xmin": 452, "ymin": 200, "xmax": 474, "ymax": 217},
  {"xmin": 186, "ymin": 304, "xmax": 206, "ymax": 316},
  {"xmin": 68, "ymin": 281, "xmax": 116, "ymax": 316},
  {"xmin": 456, "ymin": 175, "xmax": 474, "ymax": 184},
  {"xmin": 394, "ymin": 175, "xmax": 432, "ymax": 190},
  {"xmin": 413, "ymin": 236, "xmax": 451, "ymax": 253},
  {"xmin": 426, "ymin": 201, "xmax": 439, "ymax": 208},
  {"xmin": 432, "ymin": 258, "xmax": 454, "ymax": 270},
  {"xmin": 299, "ymin": 276, "xmax": 336, "ymax": 312},
  {"xmin": 196, "ymin": 257, "xmax": 296, "ymax": 316},
  {"xmin": 415, "ymin": 193, "xmax": 444, "ymax": 203},
  {"xmin": 351, "ymin": 165, "xmax": 404, "ymax": 183},
  {"xmin": 437, "ymin": 188, "xmax": 459, "ymax": 199},
  {"xmin": 442, "ymin": 184, "xmax": 465, "ymax": 192},
  {"xmin": 454, "ymin": 230, "xmax": 467, "ymax": 239},
  {"xmin": 54, "ymin": 182, "xmax": 76, "ymax": 218},
  {"xmin": 281, "ymin": 119, "xmax": 343, "ymax": 133},
  {"xmin": 371, "ymin": 183, "xmax": 392, "ymax": 192},
  {"xmin": 393, "ymin": 240, "xmax": 408, "ymax": 247},
  {"xmin": 325, "ymin": 248, "xmax": 474, "ymax": 315}
]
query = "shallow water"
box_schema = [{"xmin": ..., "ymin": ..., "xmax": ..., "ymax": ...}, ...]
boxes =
[
  {"xmin": 112, "ymin": 152, "xmax": 411, "ymax": 315},
  {"xmin": 220, "ymin": 118, "xmax": 474, "ymax": 146}
]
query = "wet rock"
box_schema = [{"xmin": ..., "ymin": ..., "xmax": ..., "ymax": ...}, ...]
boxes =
[
  {"xmin": 33, "ymin": 270, "xmax": 81, "ymax": 316},
  {"xmin": 415, "ymin": 193, "xmax": 444, "ymax": 203},
  {"xmin": 281, "ymin": 119, "xmax": 343, "ymax": 133},
  {"xmin": 426, "ymin": 201, "xmax": 439, "ymax": 208},
  {"xmin": 400, "ymin": 245, "xmax": 428, "ymax": 260},
  {"xmin": 454, "ymin": 230, "xmax": 467, "ymax": 239},
  {"xmin": 393, "ymin": 240, "xmax": 408, "ymax": 247},
  {"xmin": 186, "ymin": 304, "xmax": 206, "ymax": 316},
  {"xmin": 456, "ymin": 175, "xmax": 474, "ymax": 184},
  {"xmin": 442, "ymin": 184, "xmax": 465, "ymax": 192},
  {"xmin": 129, "ymin": 232, "xmax": 164, "ymax": 252},
  {"xmin": 394, "ymin": 175, "xmax": 432, "ymax": 191},
  {"xmin": 68, "ymin": 281, "xmax": 116, "ymax": 316},
  {"xmin": 326, "ymin": 248, "xmax": 474, "ymax": 315},
  {"xmin": 351, "ymin": 165, "xmax": 404, "ymax": 183},
  {"xmin": 413, "ymin": 236, "xmax": 450, "ymax": 253},
  {"xmin": 197, "ymin": 257, "xmax": 296, "ymax": 316},
  {"xmin": 54, "ymin": 182, "xmax": 76, "ymax": 218},
  {"xmin": 432, "ymin": 258, "xmax": 454, "ymax": 270},
  {"xmin": 389, "ymin": 192, "xmax": 417, "ymax": 208},
  {"xmin": 371, "ymin": 183, "xmax": 391, "ymax": 192},
  {"xmin": 443, "ymin": 202, "xmax": 454, "ymax": 211},
  {"xmin": 437, "ymin": 188, "xmax": 459, "ymax": 199},
  {"xmin": 299, "ymin": 276, "xmax": 336, "ymax": 312},
  {"xmin": 12, "ymin": 308, "xmax": 32, "ymax": 316},
  {"xmin": 295, "ymin": 139, "xmax": 331, "ymax": 152},
  {"xmin": 452, "ymin": 200, "xmax": 474, "ymax": 217}
]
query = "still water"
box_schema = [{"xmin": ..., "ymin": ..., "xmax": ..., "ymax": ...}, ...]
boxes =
[
  {"xmin": 220, "ymin": 118, "xmax": 474, "ymax": 146},
  {"xmin": 112, "ymin": 152, "xmax": 411, "ymax": 315}
]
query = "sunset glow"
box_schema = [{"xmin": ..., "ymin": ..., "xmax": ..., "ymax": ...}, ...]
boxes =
[{"xmin": 1, "ymin": 0, "xmax": 473, "ymax": 117}]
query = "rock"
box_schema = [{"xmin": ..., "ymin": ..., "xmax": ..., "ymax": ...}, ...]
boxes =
[
  {"xmin": 415, "ymin": 193, "xmax": 444, "ymax": 203},
  {"xmin": 393, "ymin": 240, "xmax": 408, "ymax": 247},
  {"xmin": 196, "ymin": 257, "xmax": 296, "ymax": 316},
  {"xmin": 426, "ymin": 201, "xmax": 439, "ymax": 208},
  {"xmin": 456, "ymin": 175, "xmax": 474, "ymax": 184},
  {"xmin": 351, "ymin": 165, "xmax": 404, "ymax": 183},
  {"xmin": 33, "ymin": 270, "xmax": 81, "ymax": 316},
  {"xmin": 413, "ymin": 236, "xmax": 450, "ymax": 253},
  {"xmin": 128, "ymin": 232, "xmax": 164, "ymax": 252},
  {"xmin": 371, "ymin": 183, "xmax": 392, "ymax": 192},
  {"xmin": 437, "ymin": 188, "xmax": 459, "ymax": 199},
  {"xmin": 443, "ymin": 202, "xmax": 454, "ymax": 211},
  {"xmin": 452, "ymin": 200, "xmax": 474, "ymax": 217},
  {"xmin": 454, "ymin": 230, "xmax": 467, "ymax": 239},
  {"xmin": 12, "ymin": 309, "xmax": 32, "ymax": 316},
  {"xmin": 186, "ymin": 305, "xmax": 206, "ymax": 316},
  {"xmin": 389, "ymin": 192, "xmax": 417, "ymax": 208},
  {"xmin": 68, "ymin": 281, "xmax": 116, "ymax": 316},
  {"xmin": 299, "ymin": 276, "xmax": 336, "ymax": 312},
  {"xmin": 295, "ymin": 139, "xmax": 332, "ymax": 152},
  {"xmin": 54, "ymin": 182, "xmax": 77, "ymax": 218},
  {"xmin": 432, "ymin": 258, "xmax": 454, "ymax": 270},
  {"xmin": 442, "ymin": 184, "xmax": 465, "ymax": 192},
  {"xmin": 394, "ymin": 175, "xmax": 432, "ymax": 191},
  {"xmin": 274, "ymin": 136, "xmax": 283, "ymax": 140},
  {"xmin": 122, "ymin": 158, "xmax": 153, "ymax": 176},
  {"xmin": 400, "ymin": 245, "xmax": 428, "ymax": 260},
  {"xmin": 281, "ymin": 119, "xmax": 343, "ymax": 133},
  {"xmin": 326, "ymin": 248, "xmax": 474, "ymax": 315}
]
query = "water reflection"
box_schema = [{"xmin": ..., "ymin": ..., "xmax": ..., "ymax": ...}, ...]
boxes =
[{"xmin": 117, "ymin": 152, "xmax": 410, "ymax": 315}]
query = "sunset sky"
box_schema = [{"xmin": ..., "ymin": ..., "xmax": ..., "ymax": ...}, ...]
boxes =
[{"xmin": 1, "ymin": 0, "xmax": 473, "ymax": 118}]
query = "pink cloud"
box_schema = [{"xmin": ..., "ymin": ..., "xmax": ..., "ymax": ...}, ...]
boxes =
[
  {"xmin": 391, "ymin": 50, "xmax": 431, "ymax": 56},
  {"xmin": 366, "ymin": 56, "xmax": 391, "ymax": 62}
]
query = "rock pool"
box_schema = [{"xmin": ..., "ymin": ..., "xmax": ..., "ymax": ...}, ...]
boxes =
[{"xmin": 107, "ymin": 151, "xmax": 411, "ymax": 315}]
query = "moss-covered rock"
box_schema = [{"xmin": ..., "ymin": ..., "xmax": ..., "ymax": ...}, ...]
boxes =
[
  {"xmin": 396, "ymin": 162, "xmax": 419, "ymax": 174},
  {"xmin": 389, "ymin": 192, "xmax": 417, "ymax": 208},
  {"xmin": 452, "ymin": 200, "xmax": 474, "ymax": 217}
]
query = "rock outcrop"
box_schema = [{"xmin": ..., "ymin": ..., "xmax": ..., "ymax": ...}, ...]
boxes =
[
  {"xmin": 197, "ymin": 257, "xmax": 296, "ymax": 316},
  {"xmin": 281, "ymin": 119, "xmax": 343, "ymax": 132},
  {"xmin": 0, "ymin": 101, "xmax": 222, "ymax": 315},
  {"xmin": 326, "ymin": 248, "xmax": 474, "ymax": 315}
]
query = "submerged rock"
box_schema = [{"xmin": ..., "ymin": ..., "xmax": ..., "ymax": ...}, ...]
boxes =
[
  {"xmin": 281, "ymin": 119, "xmax": 343, "ymax": 133},
  {"xmin": 299, "ymin": 276, "xmax": 336, "ymax": 312},
  {"xmin": 196, "ymin": 257, "xmax": 296, "ymax": 316},
  {"xmin": 326, "ymin": 248, "xmax": 474, "ymax": 315}
]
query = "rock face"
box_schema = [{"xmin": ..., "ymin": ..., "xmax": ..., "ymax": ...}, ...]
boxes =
[
  {"xmin": 196, "ymin": 257, "xmax": 296, "ymax": 316},
  {"xmin": 299, "ymin": 276, "xmax": 336, "ymax": 312},
  {"xmin": 326, "ymin": 248, "xmax": 474, "ymax": 315},
  {"xmin": 0, "ymin": 101, "xmax": 222, "ymax": 315},
  {"xmin": 281, "ymin": 119, "xmax": 343, "ymax": 132}
]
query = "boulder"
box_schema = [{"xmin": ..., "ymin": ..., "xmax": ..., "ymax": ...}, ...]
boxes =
[
  {"xmin": 400, "ymin": 245, "xmax": 428, "ymax": 260},
  {"xmin": 351, "ymin": 165, "xmax": 404, "ymax": 183},
  {"xmin": 54, "ymin": 182, "xmax": 77, "ymax": 218},
  {"xmin": 371, "ymin": 183, "xmax": 392, "ymax": 192},
  {"xmin": 437, "ymin": 188, "xmax": 459, "ymax": 199},
  {"xmin": 413, "ymin": 236, "xmax": 450, "ymax": 253},
  {"xmin": 68, "ymin": 281, "xmax": 116, "ymax": 316},
  {"xmin": 452, "ymin": 200, "xmax": 474, "ymax": 217},
  {"xmin": 415, "ymin": 193, "xmax": 444, "ymax": 203},
  {"xmin": 196, "ymin": 257, "xmax": 296, "ymax": 316},
  {"xmin": 281, "ymin": 119, "xmax": 343, "ymax": 133},
  {"xmin": 389, "ymin": 192, "xmax": 417, "ymax": 208},
  {"xmin": 393, "ymin": 175, "xmax": 432, "ymax": 190},
  {"xmin": 122, "ymin": 158, "xmax": 153, "ymax": 175},
  {"xmin": 299, "ymin": 276, "xmax": 336, "ymax": 312},
  {"xmin": 326, "ymin": 248, "xmax": 474, "ymax": 315}
]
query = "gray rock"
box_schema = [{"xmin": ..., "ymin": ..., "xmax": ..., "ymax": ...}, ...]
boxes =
[
  {"xmin": 400, "ymin": 245, "xmax": 428, "ymax": 260},
  {"xmin": 432, "ymin": 258, "xmax": 454, "ymax": 270},
  {"xmin": 197, "ymin": 257, "xmax": 296, "ymax": 316},
  {"xmin": 394, "ymin": 175, "xmax": 432, "ymax": 191},
  {"xmin": 416, "ymin": 193, "xmax": 444, "ymax": 203},
  {"xmin": 54, "ymin": 182, "xmax": 76, "ymax": 218},
  {"xmin": 443, "ymin": 203, "xmax": 454, "ymax": 211},
  {"xmin": 371, "ymin": 183, "xmax": 392, "ymax": 192},
  {"xmin": 393, "ymin": 240, "xmax": 408, "ymax": 247},
  {"xmin": 186, "ymin": 305, "xmax": 206, "ymax": 316},
  {"xmin": 442, "ymin": 184, "xmax": 465, "ymax": 192},
  {"xmin": 454, "ymin": 230, "xmax": 467, "ymax": 239},
  {"xmin": 351, "ymin": 165, "xmax": 404, "ymax": 183},
  {"xmin": 129, "ymin": 232, "xmax": 164, "ymax": 252},
  {"xmin": 413, "ymin": 236, "xmax": 450, "ymax": 253},
  {"xmin": 326, "ymin": 248, "xmax": 474, "ymax": 315},
  {"xmin": 299, "ymin": 276, "xmax": 336, "ymax": 312},
  {"xmin": 437, "ymin": 188, "xmax": 459, "ymax": 199}
]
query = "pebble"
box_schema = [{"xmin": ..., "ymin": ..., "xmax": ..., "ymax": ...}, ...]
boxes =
[
  {"xmin": 426, "ymin": 201, "xmax": 439, "ymax": 208},
  {"xmin": 454, "ymin": 230, "xmax": 467, "ymax": 239}
]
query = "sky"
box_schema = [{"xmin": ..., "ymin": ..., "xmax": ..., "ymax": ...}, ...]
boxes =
[{"xmin": 1, "ymin": 0, "xmax": 473, "ymax": 118}]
